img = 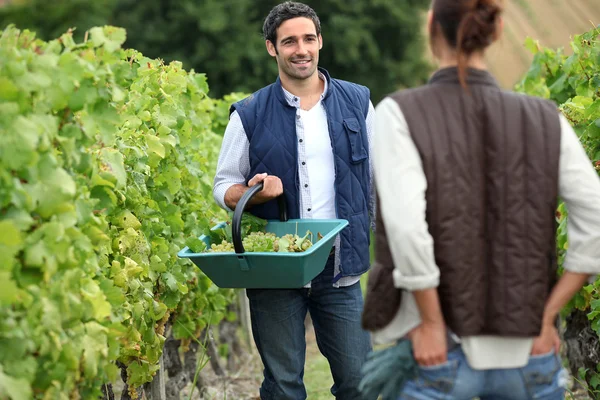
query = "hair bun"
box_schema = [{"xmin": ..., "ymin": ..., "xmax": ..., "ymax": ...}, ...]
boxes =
[
  {"xmin": 430, "ymin": 0, "xmax": 503, "ymax": 87},
  {"xmin": 458, "ymin": 0, "xmax": 502, "ymax": 53}
]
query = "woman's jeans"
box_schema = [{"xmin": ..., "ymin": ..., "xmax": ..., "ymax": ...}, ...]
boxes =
[
  {"xmin": 399, "ymin": 346, "xmax": 568, "ymax": 400},
  {"xmin": 246, "ymin": 255, "xmax": 373, "ymax": 400}
]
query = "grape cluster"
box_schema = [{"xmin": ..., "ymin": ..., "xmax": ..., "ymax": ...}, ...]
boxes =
[
  {"xmin": 207, "ymin": 231, "xmax": 314, "ymax": 253},
  {"xmin": 155, "ymin": 310, "xmax": 171, "ymax": 337},
  {"xmin": 127, "ymin": 383, "xmax": 138, "ymax": 399},
  {"xmin": 208, "ymin": 240, "xmax": 235, "ymax": 252},
  {"xmin": 275, "ymin": 234, "xmax": 313, "ymax": 252},
  {"xmin": 243, "ymin": 232, "xmax": 277, "ymax": 252}
]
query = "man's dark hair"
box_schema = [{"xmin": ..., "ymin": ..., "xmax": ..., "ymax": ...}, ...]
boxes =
[{"xmin": 262, "ymin": 2, "xmax": 321, "ymax": 45}]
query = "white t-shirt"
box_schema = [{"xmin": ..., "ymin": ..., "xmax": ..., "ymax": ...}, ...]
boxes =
[{"xmin": 299, "ymin": 101, "xmax": 337, "ymax": 220}]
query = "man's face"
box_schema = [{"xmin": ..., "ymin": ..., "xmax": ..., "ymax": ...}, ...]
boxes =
[{"xmin": 267, "ymin": 17, "xmax": 322, "ymax": 81}]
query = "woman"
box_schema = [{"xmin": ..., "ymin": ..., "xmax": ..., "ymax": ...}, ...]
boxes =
[{"xmin": 367, "ymin": 0, "xmax": 600, "ymax": 398}]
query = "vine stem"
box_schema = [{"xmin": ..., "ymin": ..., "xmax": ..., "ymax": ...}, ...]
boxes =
[{"xmin": 579, "ymin": 59, "xmax": 591, "ymax": 81}]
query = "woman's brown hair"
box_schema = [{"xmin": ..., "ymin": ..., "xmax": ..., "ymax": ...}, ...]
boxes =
[{"xmin": 430, "ymin": 0, "xmax": 503, "ymax": 87}]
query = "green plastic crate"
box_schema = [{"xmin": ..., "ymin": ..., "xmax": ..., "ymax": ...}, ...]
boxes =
[
  {"xmin": 178, "ymin": 182, "xmax": 349, "ymax": 288},
  {"xmin": 177, "ymin": 218, "xmax": 348, "ymax": 288}
]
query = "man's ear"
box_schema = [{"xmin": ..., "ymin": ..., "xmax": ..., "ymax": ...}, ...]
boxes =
[
  {"xmin": 266, "ymin": 40, "xmax": 277, "ymax": 57},
  {"xmin": 318, "ymin": 34, "xmax": 323, "ymax": 50}
]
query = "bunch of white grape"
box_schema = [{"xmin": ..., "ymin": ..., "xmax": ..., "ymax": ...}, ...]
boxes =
[
  {"xmin": 207, "ymin": 231, "xmax": 314, "ymax": 253},
  {"xmin": 242, "ymin": 232, "xmax": 278, "ymax": 252},
  {"xmin": 274, "ymin": 234, "xmax": 313, "ymax": 252},
  {"xmin": 208, "ymin": 240, "xmax": 235, "ymax": 252}
]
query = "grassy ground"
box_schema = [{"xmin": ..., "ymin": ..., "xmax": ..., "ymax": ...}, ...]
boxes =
[
  {"xmin": 304, "ymin": 326, "xmax": 336, "ymax": 400},
  {"xmin": 303, "ymin": 236, "xmax": 371, "ymax": 398}
]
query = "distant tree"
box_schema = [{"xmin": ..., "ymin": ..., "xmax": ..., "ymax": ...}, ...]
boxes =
[
  {"xmin": 0, "ymin": 0, "xmax": 432, "ymax": 101},
  {"xmin": 0, "ymin": 0, "xmax": 116, "ymax": 41},
  {"xmin": 309, "ymin": 0, "xmax": 433, "ymax": 102},
  {"xmin": 109, "ymin": 0, "xmax": 275, "ymax": 100}
]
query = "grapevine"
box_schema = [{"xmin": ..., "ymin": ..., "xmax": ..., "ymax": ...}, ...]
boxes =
[
  {"xmin": 0, "ymin": 24, "xmax": 245, "ymax": 398},
  {"xmin": 517, "ymin": 27, "xmax": 600, "ymax": 311}
]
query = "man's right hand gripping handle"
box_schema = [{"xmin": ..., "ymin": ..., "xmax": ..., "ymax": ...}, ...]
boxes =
[{"xmin": 224, "ymin": 173, "xmax": 284, "ymax": 210}]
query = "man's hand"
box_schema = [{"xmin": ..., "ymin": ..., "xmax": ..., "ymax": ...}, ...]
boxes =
[
  {"xmin": 409, "ymin": 321, "xmax": 448, "ymax": 367},
  {"xmin": 531, "ymin": 323, "xmax": 560, "ymax": 355},
  {"xmin": 224, "ymin": 173, "xmax": 283, "ymax": 210},
  {"xmin": 248, "ymin": 173, "xmax": 283, "ymax": 203}
]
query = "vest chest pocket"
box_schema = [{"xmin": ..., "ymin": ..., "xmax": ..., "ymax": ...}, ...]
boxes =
[{"xmin": 343, "ymin": 118, "xmax": 368, "ymax": 164}]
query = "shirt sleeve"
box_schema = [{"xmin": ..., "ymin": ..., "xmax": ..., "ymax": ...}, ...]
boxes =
[
  {"xmin": 558, "ymin": 114, "xmax": 600, "ymax": 274},
  {"xmin": 366, "ymin": 100, "xmax": 376, "ymax": 233},
  {"xmin": 212, "ymin": 111, "xmax": 251, "ymax": 211},
  {"xmin": 373, "ymin": 98, "xmax": 440, "ymax": 291}
]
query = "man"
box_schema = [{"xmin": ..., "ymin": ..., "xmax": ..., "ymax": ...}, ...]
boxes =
[{"xmin": 213, "ymin": 2, "xmax": 375, "ymax": 399}]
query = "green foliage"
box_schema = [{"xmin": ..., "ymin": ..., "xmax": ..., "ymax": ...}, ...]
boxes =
[
  {"xmin": 240, "ymin": 213, "xmax": 268, "ymax": 238},
  {"xmin": 0, "ymin": 0, "xmax": 432, "ymax": 102},
  {"xmin": 517, "ymin": 26, "xmax": 600, "ymax": 304},
  {"xmin": 0, "ymin": 25, "xmax": 238, "ymax": 397},
  {"xmin": 211, "ymin": 93, "xmax": 248, "ymax": 136},
  {"xmin": 0, "ymin": 0, "xmax": 116, "ymax": 41},
  {"xmin": 517, "ymin": 26, "xmax": 600, "ymax": 387}
]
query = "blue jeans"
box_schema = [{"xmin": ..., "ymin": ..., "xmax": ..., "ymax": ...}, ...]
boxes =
[
  {"xmin": 246, "ymin": 256, "xmax": 373, "ymax": 400},
  {"xmin": 399, "ymin": 346, "xmax": 568, "ymax": 400}
]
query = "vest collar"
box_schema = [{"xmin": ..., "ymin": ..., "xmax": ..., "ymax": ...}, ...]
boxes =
[
  {"xmin": 274, "ymin": 67, "xmax": 333, "ymax": 107},
  {"xmin": 428, "ymin": 67, "xmax": 499, "ymax": 88}
]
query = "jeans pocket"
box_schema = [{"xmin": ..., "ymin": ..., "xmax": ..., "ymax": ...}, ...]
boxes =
[
  {"xmin": 520, "ymin": 351, "xmax": 566, "ymax": 399},
  {"xmin": 529, "ymin": 349, "xmax": 556, "ymax": 359},
  {"xmin": 417, "ymin": 359, "xmax": 459, "ymax": 394}
]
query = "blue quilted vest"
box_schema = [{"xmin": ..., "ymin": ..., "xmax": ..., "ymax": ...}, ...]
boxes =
[{"xmin": 230, "ymin": 68, "xmax": 371, "ymax": 277}]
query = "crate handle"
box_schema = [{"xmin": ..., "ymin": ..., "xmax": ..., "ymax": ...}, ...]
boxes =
[{"xmin": 232, "ymin": 182, "xmax": 288, "ymax": 254}]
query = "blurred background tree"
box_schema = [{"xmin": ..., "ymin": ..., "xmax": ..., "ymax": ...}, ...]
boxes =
[
  {"xmin": 0, "ymin": 0, "xmax": 115, "ymax": 40},
  {"xmin": 1, "ymin": 0, "xmax": 599, "ymax": 99},
  {"xmin": 0, "ymin": 0, "xmax": 432, "ymax": 102}
]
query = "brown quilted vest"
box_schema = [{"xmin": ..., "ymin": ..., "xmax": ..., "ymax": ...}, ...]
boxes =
[{"xmin": 363, "ymin": 68, "xmax": 561, "ymax": 337}]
